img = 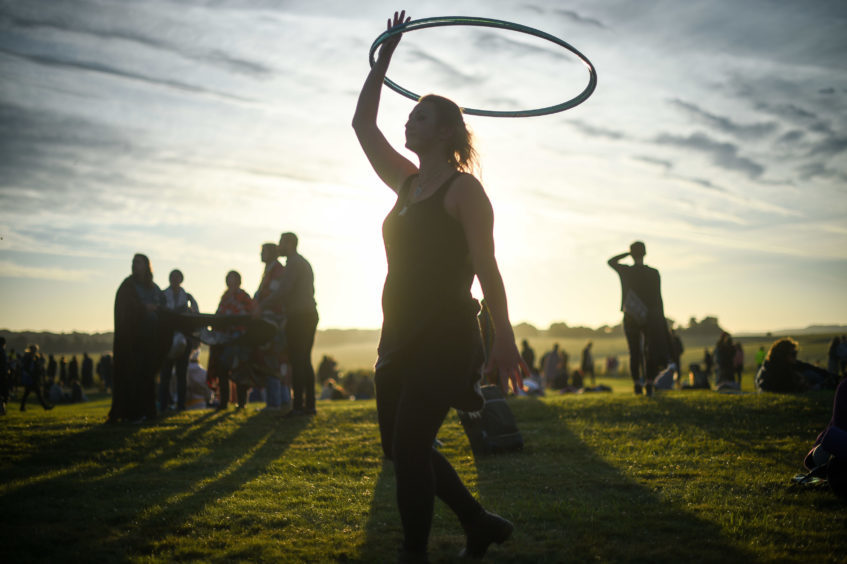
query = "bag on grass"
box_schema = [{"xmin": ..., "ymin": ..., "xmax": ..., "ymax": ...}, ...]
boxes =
[{"xmin": 457, "ymin": 385, "xmax": 523, "ymax": 456}]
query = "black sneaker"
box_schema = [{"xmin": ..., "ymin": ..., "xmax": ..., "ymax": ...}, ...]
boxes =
[
  {"xmin": 633, "ymin": 383, "xmax": 643, "ymax": 395},
  {"xmin": 460, "ymin": 509, "xmax": 513, "ymax": 559}
]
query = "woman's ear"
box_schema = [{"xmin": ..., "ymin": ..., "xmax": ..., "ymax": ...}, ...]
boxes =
[{"xmin": 438, "ymin": 124, "xmax": 455, "ymax": 142}]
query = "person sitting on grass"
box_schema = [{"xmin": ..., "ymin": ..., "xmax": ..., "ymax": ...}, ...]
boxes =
[
  {"xmin": 319, "ymin": 378, "xmax": 347, "ymax": 401},
  {"xmin": 802, "ymin": 377, "xmax": 847, "ymax": 499},
  {"xmin": 682, "ymin": 363, "xmax": 710, "ymax": 390},
  {"xmin": 756, "ymin": 337, "xmax": 837, "ymax": 393},
  {"xmin": 69, "ymin": 375, "xmax": 87, "ymax": 404},
  {"xmin": 47, "ymin": 377, "xmax": 66, "ymax": 404},
  {"xmin": 519, "ymin": 371, "xmax": 545, "ymax": 396}
]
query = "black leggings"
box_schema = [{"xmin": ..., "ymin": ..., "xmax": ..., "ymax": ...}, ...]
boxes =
[
  {"xmin": 375, "ymin": 360, "xmax": 482, "ymax": 552},
  {"xmin": 624, "ymin": 315, "xmax": 663, "ymax": 382}
]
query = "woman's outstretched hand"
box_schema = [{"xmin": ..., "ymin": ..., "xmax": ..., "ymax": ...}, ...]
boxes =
[
  {"xmin": 486, "ymin": 332, "xmax": 529, "ymax": 395},
  {"xmin": 378, "ymin": 10, "xmax": 411, "ymax": 62}
]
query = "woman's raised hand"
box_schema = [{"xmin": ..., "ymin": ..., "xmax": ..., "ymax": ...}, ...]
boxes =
[{"xmin": 378, "ymin": 10, "xmax": 411, "ymax": 62}]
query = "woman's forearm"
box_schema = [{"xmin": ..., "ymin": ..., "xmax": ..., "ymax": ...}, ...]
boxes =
[
  {"xmin": 477, "ymin": 259, "xmax": 514, "ymax": 339},
  {"xmin": 352, "ymin": 58, "xmax": 388, "ymax": 128}
]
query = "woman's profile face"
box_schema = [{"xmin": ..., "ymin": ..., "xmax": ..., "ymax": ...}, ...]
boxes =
[{"xmin": 404, "ymin": 101, "xmax": 441, "ymax": 152}]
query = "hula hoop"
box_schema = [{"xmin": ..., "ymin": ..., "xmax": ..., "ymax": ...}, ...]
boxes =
[{"xmin": 368, "ymin": 16, "xmax": 597, "ymax": 118}]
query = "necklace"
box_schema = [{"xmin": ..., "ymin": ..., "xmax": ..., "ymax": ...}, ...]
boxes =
[{"xmin": 399, "ymin": 169, "xmax": 451, "ymax": 216}]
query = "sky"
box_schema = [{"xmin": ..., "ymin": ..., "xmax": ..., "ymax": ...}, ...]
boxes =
[{"xmin": 1, "ymin": 0, "xmax": 846, "ymax": 335}]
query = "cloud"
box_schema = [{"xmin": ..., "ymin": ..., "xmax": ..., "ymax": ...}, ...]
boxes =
[
  {"xmin": 755, "ymin": 102, "xmax": 817, "ymax": 122},
  {"xmin": 4, "ymin": 8, "xmax": 274, "ymax": 77},
  {"xmin": 654, "ymin": 132, "xmax": 765, "ymax": 178},
  {"xmin": 405, "ymin": 47, "xmax": 481, "ymax": 86},
  {"xmin": 473, "ymin": 31, "xmax": 578, "ymax": 61},
  {"xmin": 553, "ymin": 9, "xmax": 606, "ymax": 29},
  {"xmin": 567, "ymin": 119, "xmax": 626, "ymax": 140},
  {"xmin": 633, "ymin": 156, "xmax": 673, "ymax": 171},
  {"xmin": 798, "ymin": 163, "xmax": 847, "ymax": 183},
  {"xmin": 0, "ymin": 260, "xmax": 94, "ymax": 281},
  {"xmin": 670, "ymin": 99, "xmax": 778, "ymax": 140},
  {"xmin": 683, "ymin": 177, "xmax": 726, "ymax": 193},
  {"xmin": 478, "ymin": 96, "xmax": 522, "ymax": 111},
  {"xmin": 778, "ymin": 130, "xmax": 805, "ymax": 144},
  {"xmin": 809, "ymin": 135, "xmax": 847, "ymax": 158},
  {"xmin": 0, "ymin": 48, "xmax": 255, "ymax": 103},
  {"xmin": 809, "ymin": 122, "xmax": 835, "ymax": 135},
  {"xmin": 0, "ymin": 101, "xmax": 158, "ymax": 211}
]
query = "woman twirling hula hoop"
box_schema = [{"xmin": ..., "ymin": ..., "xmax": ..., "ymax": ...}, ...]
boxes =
[{"xmin": 352, "ymin": 10, "xmax": 529, "ymax": 562}]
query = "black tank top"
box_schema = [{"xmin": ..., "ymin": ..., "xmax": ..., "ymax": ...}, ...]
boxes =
[{"xmin": 379, "ymin": 172, "xmax": 477, "ymax": 353}]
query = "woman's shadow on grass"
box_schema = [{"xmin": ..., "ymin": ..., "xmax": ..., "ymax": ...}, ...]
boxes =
[{"xmin": 361, "ymin": 395, "xmax": 759, "ymax": 563}]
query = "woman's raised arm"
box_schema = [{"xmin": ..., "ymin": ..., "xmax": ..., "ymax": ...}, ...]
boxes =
[{"xmin": 352, "ymin": 11, "xmax": 417, "ymax": 192}]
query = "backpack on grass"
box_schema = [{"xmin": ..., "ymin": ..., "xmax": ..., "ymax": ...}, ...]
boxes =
[{"xmin": 457, "ymin": 385, "xmax": 523, "ymax": 456}]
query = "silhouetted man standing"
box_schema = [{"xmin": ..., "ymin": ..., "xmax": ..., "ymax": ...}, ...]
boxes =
[
  {"xmin": 608, "ymin": 241, "xmax": 670, "ymax": 396},
  {"xmin": 278, "ymin": 232, "xmax": 319, "ymax": 416}
]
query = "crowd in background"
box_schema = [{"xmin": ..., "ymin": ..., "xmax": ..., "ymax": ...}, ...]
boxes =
[
  {"xmin": 510, "ymin": 329, "xmax": 846, "ymax": 398},
  {"xmin": 0, "ymin": 336, "xmax": 116, "ymax": 414},
  {"xmin": 5, "ymin": 328, "xmax": 846, "ymax": 417}
]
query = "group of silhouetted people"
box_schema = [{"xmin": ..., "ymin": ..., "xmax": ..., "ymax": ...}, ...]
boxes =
[{"xmin": 107, "ymin": 231, "xmax": 318, "ymax": 424}]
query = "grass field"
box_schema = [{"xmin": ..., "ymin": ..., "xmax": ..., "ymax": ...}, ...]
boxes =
[{"xmin": 2, "ymin": 379, "xmax": 845, "ymax": 563}]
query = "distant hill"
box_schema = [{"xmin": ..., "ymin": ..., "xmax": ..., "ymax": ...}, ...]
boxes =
[
  {"xmin": 2, "ymin": 319, "xmax": 844, "ymax": 355},
  {"xmin": 771, "ymin": 325, "xmax": 847, "ymax": 336}
]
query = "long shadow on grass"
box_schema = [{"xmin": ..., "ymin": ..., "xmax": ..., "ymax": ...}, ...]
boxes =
[
  {"xmin": 0, "ymin": 409, "xmax": 312, "ymax": 563},
  {"xmin": 359, "ymin": 458, "xmax": 400, "ymax": 561},
  {"xmin": 361, "ymin": 396, "xmax": 763, "ymax": 563},
  {"xmin": 464, "ymin": 396, "xmax": 762, "ymax": 563},
  {"xmin": 0, "ymin": 408, "xmax": 228, "ymax": 494}
]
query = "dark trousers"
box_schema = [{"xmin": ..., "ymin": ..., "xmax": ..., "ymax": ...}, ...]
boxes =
[
  {"xmin": 624, "ymin": 315, "xmax": 662, "ymax": 382},
  {"xmin": 215, "ymin": 344, "xmax": 249, "ymax": 409},
  {"xmin": 0, "ymin": 372, "xmax": 9, "ymax": 404},
  {"xmin": 375, "ymin": 360, "xmax": 482, "ymax": 553},
  {"xmin": 20, "ymin": 384, "xmax": 50, "ymax": 410},
  {"xmin": 160, "ymin": 346, "xmax": 190, "ymax": 411},
  {"xmin": 285, "ymin": 309, "xmax": 318, "ymax": 412},
  {"xmin": 220, "ymin": 374, "xmax": 247, "ymax": 408}
]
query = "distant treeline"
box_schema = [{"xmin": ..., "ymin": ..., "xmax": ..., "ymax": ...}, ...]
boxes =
[
  {"xmin": 1, "ymin": 331, "xmax": 114, "ymax": 355},
  {"xmin": 5, "ymin": 317, "xmax": 843, "ymax": 356},
  {"xmin": 514, "ymin": 316, "xmax": 727, "ymax": 341},
  {"xmin": 1, "ymin": 316, "xmax": 731, "ymax": 355}
]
